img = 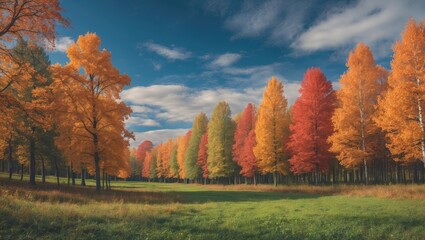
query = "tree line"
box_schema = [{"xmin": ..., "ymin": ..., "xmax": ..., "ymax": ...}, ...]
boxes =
[
  {"xmin": 1, "ymin": 1, "xmax": 424, "ymax": 189},
  {"xmin": 131, "ymin": 19, "xmax": 425, "ymax": 186}
]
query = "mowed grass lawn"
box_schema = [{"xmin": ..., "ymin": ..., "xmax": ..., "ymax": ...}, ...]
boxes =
[{"xmin": 0, "ymin": 173, "xmax": 424, "ymax": 240}]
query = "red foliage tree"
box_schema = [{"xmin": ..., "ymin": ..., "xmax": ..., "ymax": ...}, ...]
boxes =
[
  {"xmin": 233, "ymin": 103, "xmax": 257, "ymax": 178},
  {"xmin": 288, "ymin": 68, "xmax": 336, "ymax": 180},
  {"xmin": 136, "ymin": 140, "xmax": 153, "ymax": 173},
  {"xmin": 197, "ymin": 133, "xmax": 208, "ymax": 178}
]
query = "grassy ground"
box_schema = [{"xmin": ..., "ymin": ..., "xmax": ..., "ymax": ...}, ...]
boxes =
[{"xmin": 0, "ymin": 172, "xmax": 424, "ymax": 240}]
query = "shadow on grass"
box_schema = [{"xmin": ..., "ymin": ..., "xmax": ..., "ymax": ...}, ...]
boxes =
[
  {"xmin": 173, "ymin": 190, "xmax": 320, "ymax": 203},
  {"xmin": 0, "ymin": 177, "xmax": 320, "ymax": 205}
]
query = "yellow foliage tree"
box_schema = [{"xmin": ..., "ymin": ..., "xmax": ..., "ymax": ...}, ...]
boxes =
[{"xmin": 253, "ymin": 76, "xmax": 290, "ymax": 186}]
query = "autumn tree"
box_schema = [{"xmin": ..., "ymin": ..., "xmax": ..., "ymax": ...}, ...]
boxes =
[
  {"xmin": 169, "ymin": 145, "xmax": 179, "ymax": 179},
  {"xmin": 185, "ymin": 113, "xmax": 208, "ymax": 180},
  {"xmin": 288, "ymin": 68, "xmax": 336, "ymax": 184},
  {"xmin": 149, "ymin": 148, "xmax": 157, "ymax": 180},
  {"xmin": 157, "ymin": 139, "xmax": 174, "ymax": 180},
  {"xmin": 9, "ymin": 38, "xmax": 54, "ymax": 186},
  {"xmin": 233, "ymin": 103, "xmax": 258, "ymax": 181},
  {"xmin": 197, "ymin": 133, "xmax": 208, "ymax": 181},
  {"xmin": 156, "ymin": 143, "xmax": 165, "ymax": 179},
  {"xmin": 52, "ymin": 33, "xmax": 133, "ymax": 191},
  {"xmin": 0, "ymin": 0, "xmax": 68, "ymax": 113},
  {"xmin": 142, "ymin": 150, "xmax": 152, "ymax": 179},
  {"xmin": 177, "ymin": 131, "xmax": 191, "ymax": 179},
  {"xmin": 376, "ymin": 19, "xmax": 425, "ymax": 167},
  {"xmin": 135, "ymin": 140, "xmax": 153, "ymax": 175},
  {"xmin": 254, "ymin": 77, "xmax": 290, "ymax": 186},
  {"xmin": 129, "ymin": 148, "xmax": 138, "ymax": 179},
  {"xmin": 329, "ymin": 43, "xmax": 387, "ymax": 184},
  {"xmin": 207, "ymin": 101, "xmax": 235, "ymax": 178}
]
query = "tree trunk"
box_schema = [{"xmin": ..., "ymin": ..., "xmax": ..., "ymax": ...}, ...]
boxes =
[
  {"xmin": 94, "ymin": 147, "xmax": 101, "ymax": 191},
  {"xmin": 102, "ymin": 170, "xmax": 105, "ymax": 190},
  {"xmin": 81, "ymin": 167, "xmax": 86, "ymax": 186},
  {"xmin": 415, "ymin": 79, "xmax": 425, "ymax": 168},
  {"xmin": 54, "ymin": 158, "xmax": 60, "ymax": 187},
  {"xmin": 67, "ymin": 166, "xmax": 70, "ymax": 185},
  {"xmin": 8, "ymin": 141, "xmax": 13, "ymax": 180},
  {"xmin": 20, "ymin": 164, "xmax": 24, "ymax": 181},
  {"xmin": 108, "ymin": 175, "xmax": 111, "ymax": 190},
  {"xmin": 71, "ymin": 167, "xmax": 76, "ymax": 185},
  {"xmin": 41, "ymin": 156, "xmax": 46, "ymax": 184},
  {"xmin": 315, "ymin": 164, "xmax": 319, "ymax": 185},
  {"xmin": 29, "ymin": 136, "xmax": 36, "ymax": 186},
  {"xmin": 273, "ymin": 172, "xmax": 277, "ymax": 187}
]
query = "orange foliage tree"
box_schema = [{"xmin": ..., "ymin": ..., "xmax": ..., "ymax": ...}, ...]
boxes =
[
  {"xmin": 376, "ymin": 19, "xmax": 425, "ymax": 166},
  {"xmin": 135, "ymin": 140, "xmax": 153, "ymax": 174},
  {"xmin": 177, "ymin": 130, "xmax": 191, "ymax": 179},
  {"xmin": 52, "ymin": 33, "xmax": 133, "ymax": 191},
  {"xmin": 0, "ymin": 0, "xmax": 68, "ymax": 108},
  {"xmin": 329, "ymin": 43, "xmax": 387, "ymax": 184}
]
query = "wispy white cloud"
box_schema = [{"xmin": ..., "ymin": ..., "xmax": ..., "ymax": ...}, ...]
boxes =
[
  {"xmin": 142, "ymin": 42, "xmax": 192, "ymax": 60},
  {"xmin": 122, "ymin": 85, "xmax": 263, "ymax": 123},
  {"xmin": 122, "ymin": 79, "xmax": 301, "ymax": 125},
  {"xmin": 125, "ymin": 116, "xmax": 160, "ymax": 127},
  {"xmin": 217, "ymin": 0, "xmax": 424, "ymax": 58},
  {"xmin": 224, "ymin": 0, "xmax": 311, "ymax": 44},
  {"xmin": 47, "ymin": 36, "xmax": 74, "ymax": 52},
  {"xmin": 225, "ymin": 0, "xmax": 282, "ymax": 39},
  {"xmin": 292, "ymin": 0, "xmax": 425, "ymax": 54},
  {"xmin": 210, "ymin": 53, "xmax": 242, "ymax": 67},
  {"xmin": 132, "ymin": 128, "xmax": 190, "ymax": 147},
  {"xmin": 152, "ymin": 61, "xmax": 162, "ymax": 70}
]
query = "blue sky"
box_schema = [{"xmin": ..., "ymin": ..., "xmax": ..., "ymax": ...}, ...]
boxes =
[{"xmin": 50, "ymin": 0, "xmax": 425, "ymax": 147}]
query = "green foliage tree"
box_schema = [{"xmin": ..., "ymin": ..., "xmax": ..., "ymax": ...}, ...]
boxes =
[
  {"xmin": 207, "ymin": 101, "xmax": 235, "ymax": 178},
  {"xmin": 185, "ymin": 113, "xmax": 208, "ymax": 180}
]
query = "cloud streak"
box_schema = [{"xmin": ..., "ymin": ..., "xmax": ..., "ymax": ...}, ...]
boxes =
[
  {"xmin": 210, "ymin": 53, "xmax": 242, "ymax": 67},
  {"xmin": 293, "ymin": 0, "xmax": 425, "ymax": 52},
  {"xmin": 143, "ymin": 42, "xmax": 192, "ymax": 60},
  {"xmin": 46, "ymin": 36, "xmax": 74, "ymax": 52}
]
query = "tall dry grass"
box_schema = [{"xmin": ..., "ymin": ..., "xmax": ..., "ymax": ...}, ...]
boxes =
[{"xmin": 0, "ymin": 178, "xmax": 181, "ymax": 204}]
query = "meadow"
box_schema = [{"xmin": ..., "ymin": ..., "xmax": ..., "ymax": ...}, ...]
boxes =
[{"xmin": 1, "ymin": 173, "xmax": 424, "ymax": 240}]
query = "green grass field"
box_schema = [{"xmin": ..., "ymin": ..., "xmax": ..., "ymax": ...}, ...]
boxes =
[{"xmin": 1, "ymin": 172, "xmax": 424, "ymax": 240}]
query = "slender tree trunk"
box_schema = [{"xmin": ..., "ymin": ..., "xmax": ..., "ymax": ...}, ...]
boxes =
[
  {"xmin": 20, "ymin": 164, "xmax": 24, "ymax": 181},
  {"xmin": 71, "ymin": 167, "xmax": 76, "ymax": 185},
  {"xmin": 94, "ymin": 148, "xmax": 101, "ymax": 191},
  {"xmin": 81, "ymin": 167, "xmax": 86, "ymax": 186},
  {"xmin": 315, "ymin": 164, "xmax": 319, "ymax": 185},
  {"xmin": 105, "ymin": 173, "xmax": 108, "ymax": 190},
  {"xmin": 29, "ymin": 135, "xmax": 36, "ymax": 186},
  {"xmin": 54, "ymin": 158, "xmax": 60, "ymax": 187},
  {"xmin": 8, "ymin": 141, "xmax": 13, "ymax": 180},
  {"xmin": 102, "ymin": 170, "xmax": 105, "ymax": 189},
  {"xmin": 416, "ymin": 92, "xmax": 425, "ymax": 168},
  {"xmin": 66, "ymin": 166, "xmax": 71, "ymax": 185},
  {"xmin": 108, "ymin": 175, "xmax": 111, "ymax": 190},
  {"xmin": 41, "ymin": 156, "xmax": 46, "ymax": 184},
  {"xmin": 273, "ymin": 172, "xmax": 277, "ymax": 187}
]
